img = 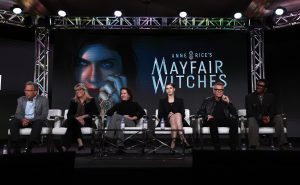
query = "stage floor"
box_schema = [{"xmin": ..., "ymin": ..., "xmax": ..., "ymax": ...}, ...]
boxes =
[{"xmin": 1, "ymin": 142, "xmax": 300, "ymax": 184}]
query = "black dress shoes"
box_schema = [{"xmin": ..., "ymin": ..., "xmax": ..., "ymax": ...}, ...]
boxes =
[
  {"xmin": 78, "ymin": 145, "xmax": 85, "ymax": 151},
  {"xmin": 23, "ymin": 147, "xmax": 32, "ymax": 154},
  {"xmin": 279, "ymin": 143, "xmax": 289, "ymax": 151}
]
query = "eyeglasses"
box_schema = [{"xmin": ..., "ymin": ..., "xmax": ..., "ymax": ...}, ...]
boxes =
[
  {"xmin": 214, "ymin": 89, "xmax": 224, "ymax": 92},
  {"xmin": 256, "ymin": 84, "xmax": 265, "ymax": 87},
  {"xmin": 24, "ymin": 89, "xmax": 35, "ymax": 92}
]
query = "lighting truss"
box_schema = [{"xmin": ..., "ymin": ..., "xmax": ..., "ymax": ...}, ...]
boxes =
[
  {"xmin": 273, "ymin": 10, "xmax": 300, "ymax": 29},
  {"xmin": 250, "ymin": 27, "xmax": 265, "ymax": 92},
  {"xmin": 34, "ymin": 27, "xmax": 50, "ymax": 97},
  {"xmin": 0, "ymin": 10, "xmax": 25, "ymax": 27},
  {"xmin": 49, "ymin": 16, "xmax": 248, "ymax": 30}
]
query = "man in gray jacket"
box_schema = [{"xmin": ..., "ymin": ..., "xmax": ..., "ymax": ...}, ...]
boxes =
[{"xmin": 9, "ymin": 81, "xmax": 49, "ymax": 154}]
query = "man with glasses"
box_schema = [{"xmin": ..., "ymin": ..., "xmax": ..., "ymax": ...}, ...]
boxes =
[
  {"xmin": 9, "ymin": 81, "xmax": 49, "ymax": 154},
  {"xmin": 245, "ymin": 79, "xmax": 288, "ymax": 150},
  {"xmin": 197, "ymin": 82, "xmax": 238, "ymax": 150}
]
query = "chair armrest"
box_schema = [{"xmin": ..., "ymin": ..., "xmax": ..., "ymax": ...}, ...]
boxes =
[
  {"xmin": 282, "ymin": 113, "xmax": 287, "ymax": 127},
  {"xmin": 48, "ymin": 115, "xmax": 64, "ymax": 128},
  {"xmin": 151, "ymin": 115, "xmax": 158, "ymax": 121},
  {"xmin": 190, "ymin": 115, "xmax": 196, "ymax": 120},
  {"xmin": 9, "ymin": 115, "xmax": 15, "ymax": 122},
  {"xmin": 91, "ymin": 115, "xmax": 102, "ymax": 129}
]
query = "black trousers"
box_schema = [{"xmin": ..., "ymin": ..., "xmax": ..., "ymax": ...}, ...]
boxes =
[
  {"xmin": 9, "ymin": 118, "xmax": 45, "ymax": 147},
  {"xmin": 203, "ymin": 118, "xmax": 238, "ymax": 147},
  {"xmin": 62, "ymin": 117, "xmax": 92, "ymax": 148}
]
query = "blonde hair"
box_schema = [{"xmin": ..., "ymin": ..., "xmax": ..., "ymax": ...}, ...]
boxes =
[{"xmin": 73, "ymin": 83, "xmax": 92, "ymax": 102}]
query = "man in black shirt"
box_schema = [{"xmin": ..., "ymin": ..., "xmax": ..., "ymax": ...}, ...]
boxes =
[
  {"xmin": 197, "ymin": 82, "xmax": 238, "ymax": 150},
  {"xmin": 245, "ymin": 79, "xmax": 288, "ymax": 150}
]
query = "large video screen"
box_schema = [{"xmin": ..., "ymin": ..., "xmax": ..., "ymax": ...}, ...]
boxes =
[{"xmin": 52, "ymin": 30, "xmax": 248, "ymax": 115}]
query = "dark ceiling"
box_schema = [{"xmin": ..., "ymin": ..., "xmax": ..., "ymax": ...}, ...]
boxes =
[{"xmin": 1, "ymin": 0, "xmax": 300, "ymax": 18}]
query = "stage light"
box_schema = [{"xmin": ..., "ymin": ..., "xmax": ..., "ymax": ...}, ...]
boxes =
[
  {"xmin": 179, "ymin": 11, "xmax": 187, "ymax": 18},
  {"xmin": 58, "ymin": 10, "xmax": 66, "ymax": 17},
  {"xmin": 114, "ymin": 10, "xmax": 122, "ymax": 17},
  {"xmin": 12, "ymin": 5, "xmax": 22, "ymax": 14},
  {"xmin": 274, "ymin": 7, "xmax": 286, "ymax": 16},
  {"xmin": 234, "ymin": 12, "xmax": 242, "ymax": 19}
]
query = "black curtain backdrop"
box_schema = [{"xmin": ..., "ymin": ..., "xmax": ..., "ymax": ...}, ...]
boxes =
[{"xmin": 265, "ymin": 25, "xmax": 300, "ymax": 137}]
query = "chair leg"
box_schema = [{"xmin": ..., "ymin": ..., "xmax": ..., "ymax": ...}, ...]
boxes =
[
  {"xmin": 7, "ymin": 135, "xmax": 11, "ymax": 154},
  {"xmin": 47, "ymin": 134, "xmax": 52, "ymax": 153},
  {"xmin": 91, "ymin": 134, "xmax": 95, "ymax": 154}
]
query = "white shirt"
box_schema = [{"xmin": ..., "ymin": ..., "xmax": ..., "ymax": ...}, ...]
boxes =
[{"xmin": 25, "ymin": 96, "xmax": 36, "ymax": 119}]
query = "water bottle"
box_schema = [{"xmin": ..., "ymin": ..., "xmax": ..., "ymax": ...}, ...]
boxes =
[
  {"xmin": 241, "ymin": 143, "xmax": 247, "ymax": 151},
  {"xmin": 160, "ymin": 118, "xmax": 165, "ymax": 130},
  {"xmin": 120, "ymin": 117, "xmax": 125, "ymax": 130},
  {"xmin": 143, "ymin": 117, "xmax": 148, "ymax": 129},
  {"xmin": 2, "ymin": 145, "xmax": 8, "ymax": 155},
  {"xmin": 288, "ymin": 142, "xmax": 293, "ymax": 150}
]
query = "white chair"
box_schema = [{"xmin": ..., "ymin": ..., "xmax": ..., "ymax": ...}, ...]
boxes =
[
  {"xmin": 241, "ymin": 108, "xmax": 288, "ymax": 149},
  {"xmin": 195, "ymin": 111, "xmax": 242, "ymax": 149},
  {"xmin": 150, "ymin": 109, "xmax": 193, "ymax": 153},
  {"xmin": 51, "ymin": 109, "xmax": 97, "ymax": 153},
  {"xmin": 8, "ymin": 109, "xmax": 62, "ymax": 153}
]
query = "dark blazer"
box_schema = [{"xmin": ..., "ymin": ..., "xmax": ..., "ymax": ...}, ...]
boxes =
[
  {"xmin": 245, "ymin": 92, "xmax": 277, "ymax": 121},
  {"xmin": 67, "ymin": 98, "xmax": 100, "ymax": 127},
  {"xmin": 15, "ymin": 95, "xmax": 49, "ymax": 121},
  {"xmin": 158, "ymin": 97, "xmax": 188, "ymax": 127}
]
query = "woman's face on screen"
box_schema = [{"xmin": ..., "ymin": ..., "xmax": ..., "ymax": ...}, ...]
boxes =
[{"xmin": 76, "ymin": 44, "xmax": 123, "ymax": 91}]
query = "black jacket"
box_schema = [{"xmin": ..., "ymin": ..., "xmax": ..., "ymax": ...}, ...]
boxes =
[
  {"xmin": 67, "ymin": 98, "xmax": 100, "ymax": 127},
  {"xmin": 106, "ymin": 100, "xmax": 145, "ymax": 125},
  {"xmin": 158, "ymin": 97, "xmax": 188, "ymax": 127},
  {"xmin": 197, "ymin": 96, "xmax": 237, "ymax": 122},
  {"xmin": 245, "ymin": 92, "xmax": 277, "ymax": 121}
]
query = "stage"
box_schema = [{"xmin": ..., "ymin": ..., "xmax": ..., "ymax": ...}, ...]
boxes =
[{"xmin": 1, "ymin": 143, "xmax": 300, "ymax": 183}]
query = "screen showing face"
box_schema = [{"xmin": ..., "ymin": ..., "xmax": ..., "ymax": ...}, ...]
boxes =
[{"xmin": 52, "ymin": 30, "xmax": 248, "ymax": 114}]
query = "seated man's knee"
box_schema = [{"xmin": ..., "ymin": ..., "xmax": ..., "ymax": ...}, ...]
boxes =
[
  {"xmin": 248, "ymin": 117, "xmax": 258, "ymax": 127},
  {"xmin": 272, "ymin": 114, "xmax": 284, "ymax": 125}
]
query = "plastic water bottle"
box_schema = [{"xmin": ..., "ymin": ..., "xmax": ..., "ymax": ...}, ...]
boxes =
[
  {"xmin": 160, "ymin": 118, "xmax": 165, "ymax": 130},
  {"xmin": 143, "ymin": 117, "xmax": 148, "ymax": 129},
  {"xmin": 120, "ymin": 117, "xmax": 125, "ymax": 130},
  {"xmin": 241, "ymin": 143, "xmax": 247, "ymax": 151},
  {"xmin": 2, "ymin": 145, "xmax": 8, "ymax": 155}
]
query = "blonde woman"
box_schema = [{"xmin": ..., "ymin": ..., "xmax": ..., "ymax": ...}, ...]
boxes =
[{"xmin": 59, "ymin": 83, "xmax": 99, "ymax": 152}]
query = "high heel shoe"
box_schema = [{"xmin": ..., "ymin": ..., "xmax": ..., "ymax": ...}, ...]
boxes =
[
  {"xmin": 78, "ymin": 145, "xmax": 85, "ymax": 151},
  {"xmin": 170, "ymin": 138, "xmax": 176, "ymax": 154},
  {"xmin": 183, "ymin": 141, "xmax": 192, "ymax": 149},
  {"xmin": 180, "ymin": 135, "xmax": 192, "ymax": 149}
]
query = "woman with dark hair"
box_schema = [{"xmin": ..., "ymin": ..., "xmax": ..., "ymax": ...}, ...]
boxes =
[
  {"xmin": 106, "ymin": 87, "xmax": 145, "ymax": 149},
  {"xmin": 158, "ymin": 83, "xmax": 191, "ymax": 152},
  {"xmin": 75, "ymin": 40, "xmax": 137, "ymax": 107}
]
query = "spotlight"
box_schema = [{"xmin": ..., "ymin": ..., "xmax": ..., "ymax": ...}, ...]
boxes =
[
  {"xmin": 234, "ymin": 12, "xmax": 242, "ymax": 19},
  {"xmin": 12, "ymin": 5, "xmax": 23, "ymax": 14},
  {"xmin": 58, "ymin": 10, "xmax": 66, "ymax": 17},
  {"xmin": 179, "ymin": 11, "xmax": 187, "ymax": 18},
  {"xmin": 274, "ymin": 7, "xmax": 286, "ymax": 16},
  {"xmin": 114, "ymin": 10, "xmax": 122, "ymax": 17}
]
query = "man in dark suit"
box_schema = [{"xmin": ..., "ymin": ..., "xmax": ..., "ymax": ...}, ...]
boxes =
[
  {"xmin": 245, "ymin": 79, "xmax": 288, "ymax": 150},
  {"xmin": 9, "ymin": 81, "xmax": 49, "ymax": 153},
  {"xmin": 197, "ymin": 82, "xmax": 238, "ymax": 150}
]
